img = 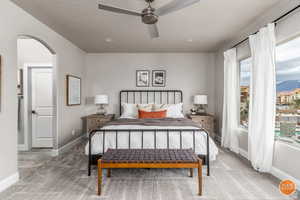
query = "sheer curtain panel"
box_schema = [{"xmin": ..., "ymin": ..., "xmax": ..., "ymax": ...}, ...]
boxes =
[
  {"xmin": 248, "ymin": 23, "xmax": 276, "ymax": 172},
  {"xmin": 222, "ymin": 48, "xmax": 240, "ymax": 154}
]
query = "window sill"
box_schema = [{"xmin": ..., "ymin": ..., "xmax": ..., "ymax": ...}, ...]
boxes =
[
  {"xmin": 235, "ymin": 129, "xmax": 300, "ymax": 149},
  {"xmin": 275, "ymin": 137, "xmax": 300, "ymax": 149}
]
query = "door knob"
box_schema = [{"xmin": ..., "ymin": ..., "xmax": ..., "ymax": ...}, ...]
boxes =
[{"xmin": 32, "ymin": 110, "xmax": 37, "ymax": 114}]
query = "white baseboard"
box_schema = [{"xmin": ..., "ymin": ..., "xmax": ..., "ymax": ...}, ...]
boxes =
[
  {"xmin": 51, "ymin": 149, "xmax": 59, "ymax": 157},
  {"xmin": 239, "ymin": 148, "xmax": 249, "ymax": 160},
  {"xmin": 0, "ymin": 172, "xmax": 19, "ymax": 193},
  {"xmin": 17, "ymin": 144, "xmax": 27, "ymax": 151},
  {"xmin": 271, "ymin": 167, "xmax": 300, "ymax": 188},
  {"xmin": 234, "ymin": 148, "xmax": 300, "ymax": 189},
  {"xmin": 51, "ymin": 135, "xmax": 84, "ymax": 157}
]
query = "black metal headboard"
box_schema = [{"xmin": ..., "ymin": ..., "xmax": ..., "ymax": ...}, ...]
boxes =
[{"xmin": 119, "ymin": 90, "xmax": 183, "ymax": 115}]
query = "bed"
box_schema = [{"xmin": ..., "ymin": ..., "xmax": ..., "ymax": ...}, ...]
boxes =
[{"xmin": 86, "ymin": 90, "xmax": 218, "ymax": 176}]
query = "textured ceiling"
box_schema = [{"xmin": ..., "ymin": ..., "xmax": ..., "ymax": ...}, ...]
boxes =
[{"xmin": 11, "ymin": 0, "xmax": 281, "ymax": 52}]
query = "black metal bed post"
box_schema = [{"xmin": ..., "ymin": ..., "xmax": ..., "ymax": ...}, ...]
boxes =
[
  {"xmin": 88, "ymin": 130, "xmax": 96, "ymax": 176},
  {"xmin": 119, "ymin": 91, "xmax": 122, "ymax": 115},
  {"xmin": 204, "ymin": 128, "xmax": 210, "ymax": 176}
]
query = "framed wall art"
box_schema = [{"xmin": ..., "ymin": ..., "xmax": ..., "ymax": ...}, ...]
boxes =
[
  {"xmin": 66, "ymin": 75, "xmax": 81, "ymax": 106},
  {"xmin": 136, "ymin": 70, "xmax": 150, "ymax": 87},
  {"xmin": 152, "ymin": 70, "xmax": 166, "ymax": 87}
]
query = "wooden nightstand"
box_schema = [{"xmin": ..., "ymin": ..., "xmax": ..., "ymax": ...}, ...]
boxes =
[
  {"xmin": 187, "ymin": 114, "xmax": 216, "ymax": 139},
  {"xmin": 82, "ymin": 114, "xmax": 115, "ymax": 134}
]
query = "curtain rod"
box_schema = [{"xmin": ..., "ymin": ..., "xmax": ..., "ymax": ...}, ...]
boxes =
[{"xmin": 230, "ymin": 4, "xmax": 300, "ymax": 49}]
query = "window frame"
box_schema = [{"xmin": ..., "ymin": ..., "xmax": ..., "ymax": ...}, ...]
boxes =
[
  {"xmin": 234, "ymin": 35, "xmax": 300, "ymax": 146},
  {"xmin": 275, "ymin": 35, "xmax": 300, "ymax": 144},
  {"xmin": 238, "ymin": 56, "xmax": 251, "ymax": 130}
]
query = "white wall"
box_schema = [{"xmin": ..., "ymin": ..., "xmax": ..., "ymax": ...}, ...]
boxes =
[
  {"xmin": 17, "ymin": 39, "xmax": 53, "ymax": 68},
  {"xmin": 0, "ymin": 0, "xmax": 85, "ymax": 187},
  {"xmin": 85, "ymin": 53, "xmax": 216, "ymax": 116},
  {"xmin": 17, "ymin": 38, "xmax": 53, "ymax": 145},
  {"xmin": 214, "ymin": 0, "xmax": 300, "ymax": 182},
  {"xmin": 214, "ymin": 52, "xmax": 224, "ymax": 140}
]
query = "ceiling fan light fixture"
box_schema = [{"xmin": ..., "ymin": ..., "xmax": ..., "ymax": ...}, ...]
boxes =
[
  {"xmin": 105, "ymin": 38, "xmax": 112, "ymax": 42},
  {"xmin": 98, "ymin": 0, "xmax": 201, "ymax": 38},
  {"xmin": 142, "ymin": 13, "xmax": 158, "ymax": 24},
  {"xmin": 142, "ymin": 7, "xmax": 158, "ymax": 24}
]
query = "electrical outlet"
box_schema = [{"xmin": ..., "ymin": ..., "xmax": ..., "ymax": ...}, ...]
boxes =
[{"xmin": 71, "ymin": 129, "xmax": 76, "ymax": 136}]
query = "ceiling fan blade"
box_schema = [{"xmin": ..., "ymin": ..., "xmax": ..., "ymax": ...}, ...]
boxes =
[
  {"xmin": 98, "ymin": 4, "xmax": 141, "ymax": 16},
  {"xmin": 155, "ymin": 0, "xmax": 200, "ymax": 16},
  {"xmin": 148, "ymin": 24, "xmax": 159, "ymax": 39}
]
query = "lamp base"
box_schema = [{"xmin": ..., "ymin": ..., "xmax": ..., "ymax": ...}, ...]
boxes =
[
  {"xmin": 196, "ymin": 105, "xmax": 206, "ymax": 115},
  {"xmin": 96, "ymin": 105, "xmax": 107, "ymax": 115}
]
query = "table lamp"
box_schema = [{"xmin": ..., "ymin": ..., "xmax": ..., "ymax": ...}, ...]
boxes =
[
  {"xmin": 194, "ymin": 95, "xmax": 208, "ymax": 114},
  {"xmin": 95, "ymin": 95, "xmax": 108, "ymax": 115}
]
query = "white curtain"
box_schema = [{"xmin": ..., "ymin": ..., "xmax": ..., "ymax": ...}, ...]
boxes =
[
  {"xmin": 248, "ymin": 23, "xmax": 276, "ymax": 172},
  {"xmin": 222, "ymin": 48, "xmax": 240, "ymax": 154}
]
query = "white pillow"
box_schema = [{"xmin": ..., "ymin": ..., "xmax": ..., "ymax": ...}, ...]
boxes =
[
  {"xmin": 137, "ymin": 104, "xmax": 153, "ymax": 112},
  {"xmin": 154, "ymin": 103, "xmax": 184, "ymax": 118},
  {"xmin": 120, "ymin": 103, "xmax": 138, "ymax": 119},
  {"xmin": 120, "ymin": 103, "xmax": 154, "ymax": 118}
]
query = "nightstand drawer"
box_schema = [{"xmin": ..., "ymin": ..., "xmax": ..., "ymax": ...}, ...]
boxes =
[
  {"xmin": 187, "ymin": 114, "xmax": 215, "ymax": 139},
  {"xmin": 88, "ymin": 118, "xmax": 110, "ymax": 126},
  {"xmin": 193, "ymin": 118, "xmax": 211, "ymax": 124},
  {"xmin": 82, "ymin": 114, "xmax": 115, "ymax": 134}
]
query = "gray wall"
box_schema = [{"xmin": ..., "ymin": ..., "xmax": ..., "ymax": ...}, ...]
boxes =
[
  {"xmin": 0, "ymin": 0, "xmax": 86, "ymax": 184},
  {"xmin": 214, "ymin": 0, "xmax": 300, "ymax": 181},
  {"xmin": 85, "ymin": 53, "xmax": 216, "ymax": 116}
]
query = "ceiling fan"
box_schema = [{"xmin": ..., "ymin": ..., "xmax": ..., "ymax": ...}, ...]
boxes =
[{"xmin": 98, "ymin": 0, "xmax": 200, "ymax": 38}]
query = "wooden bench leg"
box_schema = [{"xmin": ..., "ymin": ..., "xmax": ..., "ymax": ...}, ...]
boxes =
[
  {"xmin": 107, "ymin": 168, "xmax": 111, "ymax": 177},
  {"xmin": 198, "ymin": 159, "xmax": 202, "ymax": 196},
  {"xmin": 98, "ymin": 160, "xmax": 102, "ymax": 196},
  {"xmin": 190, "ymin": 168, "xmax": 193, "ymax": 177}
]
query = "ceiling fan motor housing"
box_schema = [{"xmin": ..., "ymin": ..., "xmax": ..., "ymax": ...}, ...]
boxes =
[{"xmin": 142, "ymin": 7, "xmax": 158, "ymax": 24}]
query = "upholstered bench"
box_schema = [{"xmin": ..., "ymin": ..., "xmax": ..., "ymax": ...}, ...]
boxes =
[{"xmin": 97, "ymin": 149, "xmax": 202, "ymax": 196}]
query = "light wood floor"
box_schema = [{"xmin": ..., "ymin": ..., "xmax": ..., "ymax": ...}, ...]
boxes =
[{"xmin": 1, "ymin": 142, "xmax": 298, "ymax": 200}]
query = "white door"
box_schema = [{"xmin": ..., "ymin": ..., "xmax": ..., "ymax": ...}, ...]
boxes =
[{"xmin": 31, "ymin": 68, "xmax": 53, "ymax": 148}]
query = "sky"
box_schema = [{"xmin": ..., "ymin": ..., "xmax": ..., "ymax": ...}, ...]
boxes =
[
  {"xmin": 240, "ymin": 36, "xmax": 300, "ymax": 86},
  {"xmin": 240, "ymin": 57, "xmax": 251, "ymax": 86}
]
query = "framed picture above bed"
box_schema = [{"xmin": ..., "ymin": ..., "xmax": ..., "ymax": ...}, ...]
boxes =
[
  {"xmin": 152, "ymin": 70, "xmax": 166, "ymax": 87},
  {"xmin": 136, "ymin": 70, "xmax": 150, "ymax": 87},
  {"xmin": 66, "ymin": 75, "xmax": 81, "ymax": 106}
]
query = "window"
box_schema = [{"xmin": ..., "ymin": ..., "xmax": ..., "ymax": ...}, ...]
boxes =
[
  {"xmin": 276, "ymin": 36, "xmax": 300, "ymax": 143},
  {"xmin": 240, "ymin": 57, "xmax": 251, "ymax": 129}
]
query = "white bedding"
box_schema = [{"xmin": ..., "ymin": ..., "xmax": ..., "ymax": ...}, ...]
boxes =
[{"xmin": 85, "ymin": 125, "xmax": 219, "ymax": 161}]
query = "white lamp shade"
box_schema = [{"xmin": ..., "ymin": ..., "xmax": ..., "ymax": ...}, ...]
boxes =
[
  {"xmin": 94, "ymin": 95, "xmax": 109, "ymax": 105},
  {"xmin": 194, "ymin": 95, "xmax": 208, "ymax": 105}
]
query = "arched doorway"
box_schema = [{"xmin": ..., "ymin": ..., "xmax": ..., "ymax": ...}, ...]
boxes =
[{"xmin": 17, "ymin": 35, "xmax": 58, "ymax": 154}]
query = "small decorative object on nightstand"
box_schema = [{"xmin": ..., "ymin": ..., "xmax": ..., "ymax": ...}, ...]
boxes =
[
  {"xmin": 194, "ymin": 95, "xmax": 208, "ymax": 114},
  {"xmin": 82, "ymin": 114, "xmax": 115, "ymax": 134},
  {"xmin": 187, "ymin": 114, "xmax": 215, "ymax": 139},
  {"xmin": 95, "ymin": 95, "xmax": 109, "ymax": 115}
]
